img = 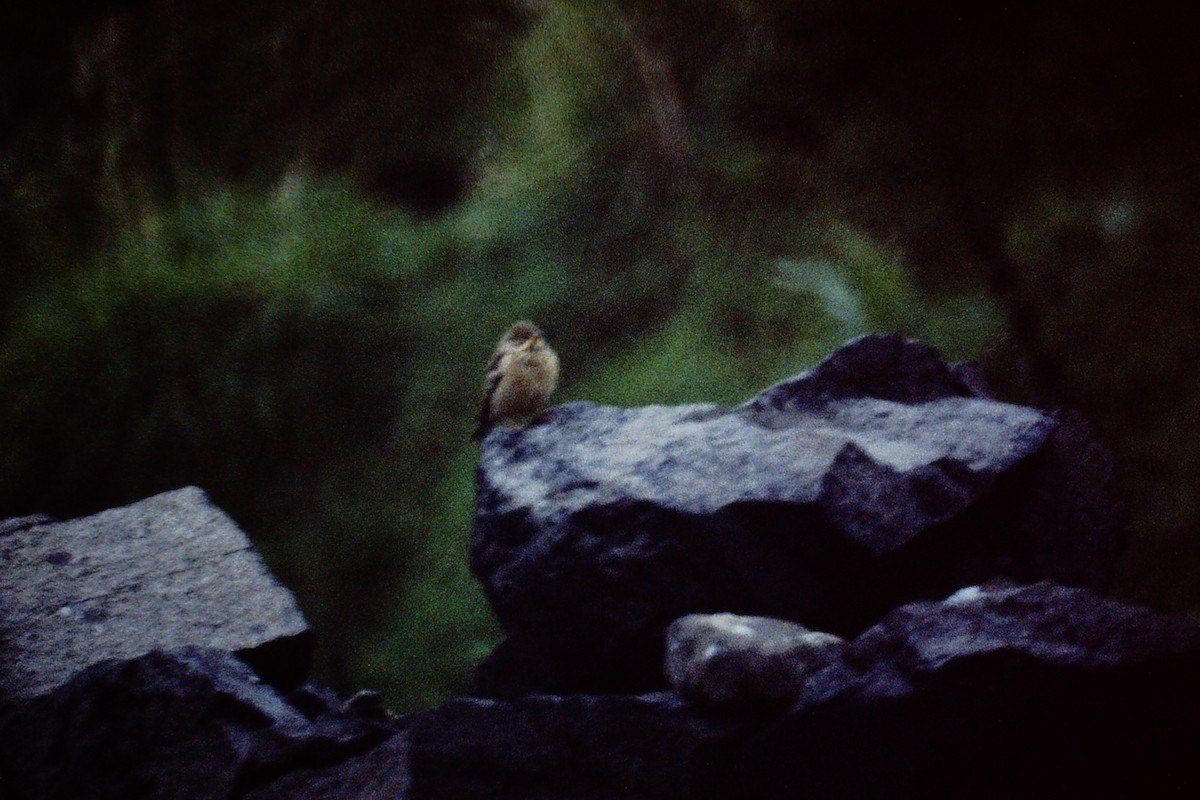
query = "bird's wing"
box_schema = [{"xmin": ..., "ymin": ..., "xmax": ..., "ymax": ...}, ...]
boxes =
[
  {"xmin": 472, "ymin": 367, "xmax": 504, "ymax": 442},
  {"xmin": 484, "ymin": 348, "xmax": 505, "ymax": 376}
]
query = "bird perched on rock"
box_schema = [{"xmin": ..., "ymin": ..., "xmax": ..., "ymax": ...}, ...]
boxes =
[{"xmin": 471, "ymin": 321, "xmax": 559, "ymax": 443}]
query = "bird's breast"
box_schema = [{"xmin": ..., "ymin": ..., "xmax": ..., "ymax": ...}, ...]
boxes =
[{"xmin": 494, "ymin": 350, "xmax": 558, "ymax": 416}]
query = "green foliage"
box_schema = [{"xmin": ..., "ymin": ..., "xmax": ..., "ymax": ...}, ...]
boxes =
[
  {"xmin": 0, "ymin": 1, "xmax": 1001, "ymax": 711},
  {"xmin": 583, "ymin": 217, "xmax": 999, "ymax": 408},
  {"xmin": 0, "ymin": 179, "xmax": 463, "ymax": 695},
  {"xmin": 1001, "ymin": 175, "xmax": 1200, "ymax": 610},
  {"xmin": 7, "ymin": 0, "xmax": 1197, "ymax": 711},
  {"xmin": 4, "ymin": 181, "xmax": 418, "ymax": 510}
]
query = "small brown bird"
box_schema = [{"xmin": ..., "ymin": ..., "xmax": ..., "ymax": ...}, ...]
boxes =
[{"xmin": 471, "ymin": 321, "xmax": 560, "ymax": 443}]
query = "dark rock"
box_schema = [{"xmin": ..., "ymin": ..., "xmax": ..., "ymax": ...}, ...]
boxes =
[
  {"xmin": 0, "ymin": 487, "xmax": 313, "ymax": 701},
  {"xmin": 744, "ymin": 331, "xmax": 978, "ymax": 411},
  {"xmin": 0, "ymin": 646, "xmax": 400, "ymax": 800},
  {"xmin": 406, "ymin": 692, "xmax": 737, "ymax": 800},
  {"xmin": 412, "ymin": 583, "xmax": 1200, "ymax": 799},
  {"xmin": 734, "ymin": 581, "xmax": 1200, "ymax": 798},
  {"xmin": 471, "ymin": 334, "xmax": 1123, "ymax": 695},
  {"xmin": 343, "ymin": 688, "xmax": 394, "ymax": 722},
  {"xmin": 244, "ymin": 732, "xmax": 411, "ymax": 800},
  {"xmin": 664, "ymin": 613, "xmax": 844, "ymax": 706}
]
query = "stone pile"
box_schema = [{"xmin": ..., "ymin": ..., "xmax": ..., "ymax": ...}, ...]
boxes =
[
  {"xmin": 4, "ymin": 335, "xmax": 1198, "ymax": 799},
  {"xmin": 0, "ymin": 488, "xmax": 405, "ymax": 799}
]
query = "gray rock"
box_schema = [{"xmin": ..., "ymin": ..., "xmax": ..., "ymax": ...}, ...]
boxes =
[
  {"xmin": 471, "ymin": 334, "xmax": 1122, "ymax": 695},
  {"xmin": 0, "ymin": 514, "xmax": 54, "ymax": 536},
  {"xmin": 665, "ymin": 613, "xmax": 844, "ymax": 705},
  {"xmin": 0, "ymin": 647, "xmax": 400, "ymax": 800},
  {"xmin": 408, "ymin": 583, "xmax": 1200, "ymax": 799},
  {"xmin": 0, "ymin": 486, "xmax": 312, "ymax": 701},
  {"xmin": 735, "ymin": 581, "xmax": 1200, "ymax": 798}
]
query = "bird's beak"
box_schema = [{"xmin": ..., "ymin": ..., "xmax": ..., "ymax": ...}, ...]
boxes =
[{"xmin": 523, "ymin": 335, "xmax": 541, "ymax": 349}]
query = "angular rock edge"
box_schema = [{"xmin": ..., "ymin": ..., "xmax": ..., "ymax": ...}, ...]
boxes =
[
  {"xmin": 471, "ymin": 334, "xmax": 1124, "ymax": 696},
  {"xmin": 0, "ymin": 486, "xmax": 313, "ymax": 703}
]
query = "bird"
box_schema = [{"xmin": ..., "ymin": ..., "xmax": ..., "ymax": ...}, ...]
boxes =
[{"xmin": 471, "ymin": 320, "xmax": 560, "ymax": 443}]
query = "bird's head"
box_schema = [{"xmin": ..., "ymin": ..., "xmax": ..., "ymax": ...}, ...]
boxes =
[{"xmin": 505, "ymin": 320, "xmax": 545, "ymax": 350}]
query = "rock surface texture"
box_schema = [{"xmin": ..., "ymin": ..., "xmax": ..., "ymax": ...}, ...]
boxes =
[
  {"xmin": 5, "ymin": 335, "xmax": 1198, "ymax": 799},
  {"xmin": 664, "ymin": 613, "xmax": 845, "ymax": 706},
  {"xmin": 472, "ymin": 334, "xmax": 1123, "ymax": 695},
  {"xmin": 0, "ymin": 487, "xmax": 312, "ymax": 700},
  {"xmin": 0, "ymin": 489, "xmax": 402, "ymax": 800}
]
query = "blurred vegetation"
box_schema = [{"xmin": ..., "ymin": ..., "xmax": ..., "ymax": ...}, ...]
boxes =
[{"xmin": 2, "ymin": 1, "xmax": 1198, "ymax": 710}]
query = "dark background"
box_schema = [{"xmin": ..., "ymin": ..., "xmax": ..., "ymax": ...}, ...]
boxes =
[{"xmin": 3, "ymin": 1, "xmax": 1198, "ymax": 711}]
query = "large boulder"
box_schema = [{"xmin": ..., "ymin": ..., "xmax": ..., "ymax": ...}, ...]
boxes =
[
  {"xmin": 0, "ymin": 487, "xmax": 312, "ymax": 701},
  {"xmin": 471, "ymin": 334, "xmax": 1123, "ymax": 695},
  {"xmin": 5, "ymin": 335, "xmax": 1178, "ymax": 800}
]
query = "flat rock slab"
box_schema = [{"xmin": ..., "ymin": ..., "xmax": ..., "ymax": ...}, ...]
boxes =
[
  {"xmin": 0, "ymin": 486, "xmax": 312, "ymax": 701},
  {"xmin": 472, "ymin": 334, "xmax": 1123, "ymax": 695}
]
